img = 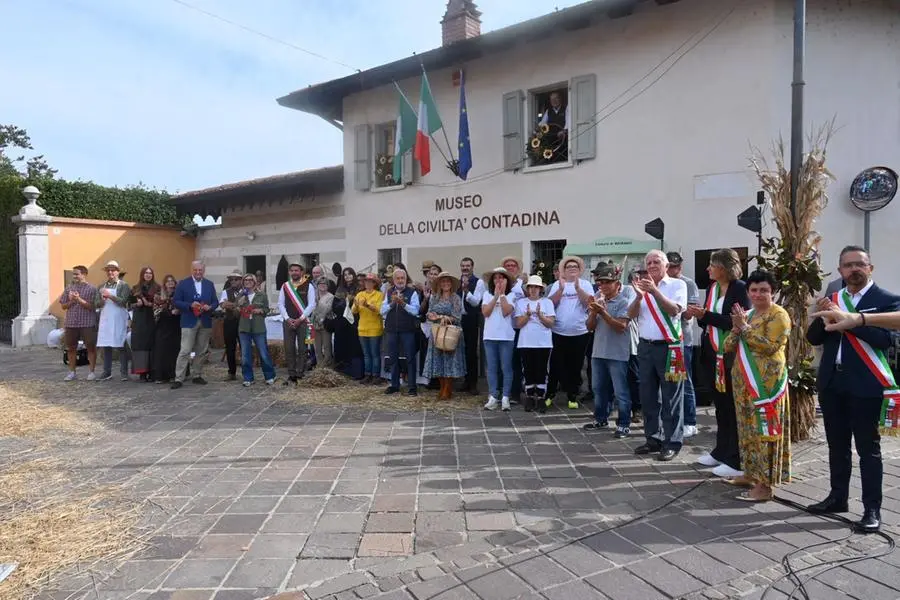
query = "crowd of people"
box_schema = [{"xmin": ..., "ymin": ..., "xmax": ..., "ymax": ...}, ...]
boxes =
[{"xmin": 57, "ymin": 245, "xmax": 900, "ymax": 532}]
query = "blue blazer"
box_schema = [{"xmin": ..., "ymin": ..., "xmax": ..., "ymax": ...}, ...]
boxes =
[
  {"xmin": 807, "ymin": 283, "xmax": 900, "ymax": 397},
  {"xmin": 173, "ymin": 277, "xmax": 220, "ymax": 329}
]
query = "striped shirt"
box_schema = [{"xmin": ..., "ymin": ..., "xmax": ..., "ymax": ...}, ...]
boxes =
[{"xmin": 59, "ymin": 282, "xmax": 99, "ymax": 328}]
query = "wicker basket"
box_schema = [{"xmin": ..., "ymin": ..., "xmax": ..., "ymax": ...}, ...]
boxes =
[{"xmin": 431, "ymin": 324, "xmax": 461, "ymax": 352}]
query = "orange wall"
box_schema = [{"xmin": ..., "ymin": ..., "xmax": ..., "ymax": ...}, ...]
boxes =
[{"xmin": 48, "ymin": 217, "xmax": 197, "ymax": 323}]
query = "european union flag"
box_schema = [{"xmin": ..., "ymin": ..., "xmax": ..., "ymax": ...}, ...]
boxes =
[{"xmin": 457, "ymin": 69, "xmax": 472, "ymax": 180}]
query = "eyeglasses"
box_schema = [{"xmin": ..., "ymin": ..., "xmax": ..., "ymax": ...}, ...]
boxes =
[{"xmin": 840, "ymin": 261, "xmax": 871, "ymax": 269}]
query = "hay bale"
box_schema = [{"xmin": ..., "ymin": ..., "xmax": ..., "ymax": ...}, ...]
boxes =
[{"xmin": 235, "ymin": 340, "xmax": 285, "ymax": 368}]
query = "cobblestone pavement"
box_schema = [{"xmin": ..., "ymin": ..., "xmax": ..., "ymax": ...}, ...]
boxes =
[{"xmin": 3, "ymin": 347, "xmax": 900, "ymax": 600}]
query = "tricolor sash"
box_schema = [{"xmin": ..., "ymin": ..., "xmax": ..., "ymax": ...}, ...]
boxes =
[
  {"xmin": 283, "ymin": 281, "xmax": 307, "ymax": 316},
  {"xmin": 735, "ymin": 309, "xmax": 788, "ymax": 440},
  {"xmin": 833, "ymin": 290, "xmax": 900, "ymax": 436},
  {"xmin": 644, "ymin": 293, "xmax": 687, "ymax": 381},
  {"xmin": 705, "ymin": 282, "xmax": 728, "ymax": 393}
]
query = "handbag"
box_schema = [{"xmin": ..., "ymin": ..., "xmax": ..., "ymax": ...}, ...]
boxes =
[{"xmin": 431, "ymin": 323, "xmax": 461, "ymax": 352}]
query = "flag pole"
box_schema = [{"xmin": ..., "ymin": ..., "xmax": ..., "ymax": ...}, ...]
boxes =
[{"xmin": 419, "ymin": 63, "xmax": 457, "ymax": 171}]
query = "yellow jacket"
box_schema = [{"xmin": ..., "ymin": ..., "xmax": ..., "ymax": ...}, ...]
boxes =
[{"xmin": 352, "ymin": 289, "xmax": 385, "ymax": 337}]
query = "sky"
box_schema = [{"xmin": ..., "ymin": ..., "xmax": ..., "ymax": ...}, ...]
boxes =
[{"xmin": 1, "ymin": 0, "xmax": 585, "ymax": 194}]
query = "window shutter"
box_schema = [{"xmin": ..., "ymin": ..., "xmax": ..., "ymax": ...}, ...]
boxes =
[
  {"xmin": 354, "ymin": 124, "xmax": 372, "ymax": 191},
  {"xmin": 502, "ymin": 90, "xmax": 524, "ymax": 171},
  {"xmin": 571, "ymin": 74, "xmax": 597, "ymax": 161}
]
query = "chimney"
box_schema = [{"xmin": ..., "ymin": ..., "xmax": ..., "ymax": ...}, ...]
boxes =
[{"xmin": 441, "ymin": 0, "xmax": 482, "ymax": 46}]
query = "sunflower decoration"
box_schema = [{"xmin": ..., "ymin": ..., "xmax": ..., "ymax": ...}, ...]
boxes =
[
  {"xmin": 375, "ymin": 153, "xmax": 396, "ymax": 187},
  {"xmin": 542, "ymin": 149, "xmax": 553, "ymax": 160},
  {"xmin": 540, "ymin": 123, "xmax": 550, "ymax": 134},
  {"xmin": 532, "ymin": 260, "xmax": 549, "ymax": 284},
  {"xmin": 530, "ymin": 137, "xmax": 541, "ymax": 149}
]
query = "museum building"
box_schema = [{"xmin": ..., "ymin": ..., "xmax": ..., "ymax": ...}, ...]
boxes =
[{"xmin": 174, "ymin": 0, "xmax": 900, "ymax": 294}]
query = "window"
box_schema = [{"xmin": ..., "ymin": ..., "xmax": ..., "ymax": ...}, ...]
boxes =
[
  {"xmin": 528, "ymin": 85, "xmax": 569, "ymax": 167},
  {"xmin": 300, "ymin": 253, "xmax": 319, "ymax": 273},
  {"xmin": 530, "ymin": 239, "xmax": 567, "ymax": 284},
  {"xmin": 373, "ymin": 122, "xmax": 399, "ymax": 188},
  {"xmin": 354, "ymin": 123, "xmax": 415, "ymax": 192},
  {"xmin": 502, "ymin": 74, "xmax": 596, "ymax": 173},
  {"xmin": 243, "ymin": 255, "xmax": 266, "ymax": 284},
  {"xmin": 378, "ymin": 248, "xmax": 402, "ymax": 275},
  {"xmin": 694, "ymin": 247, "xmax": 750, "ymax": 289}
]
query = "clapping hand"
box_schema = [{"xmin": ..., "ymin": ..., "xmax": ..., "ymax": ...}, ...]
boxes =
[
  {"xmin": 495, "ymin": 277, "xmax": 508, "ymax": 294},
  {"xmin": 731, "ymin": 304, "xmax": 748, "ymax": 331},
  {"xmin": 635, "ymin": 276, "xmax": 657, "ymax": 295},
  {"xmin": 816, "ymin": 296, "xmax": 837, "ymax": 312}
]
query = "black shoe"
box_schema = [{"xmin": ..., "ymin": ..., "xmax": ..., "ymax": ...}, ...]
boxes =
[
  {"xmin": 468, "ymin": 387, "xmax": 479, "ymax": 396},
  {"xmin": 407, "ymin": 389, "xmax": 418, "ymax": 397},
  {"xmin": 170, "ymin": 381, "xmax": 183, "ymax": 389},
  {"xmin": 634, "ymin": 443, "xmax": 662, "ymax": 455},
  {"xmin": 807, "ymin": 495, "xmax": 849, "ymax": 514},
  {"xmin": 192, "ymin": 377, "xmax": 207, "ymax": 385},
  {"xmin": 384, "ymin": 386, "xmax": 399, "ymax": 395},
  {"xmin": 583, "ymin": 421, "xmax": 608, "ymax": 431},
  {"xmin": 227, "ymin": 373, "xmax": 237, "ymax": 381},
  {"xmin": 853, "ymin": 509, "xmax": 881, "ymax": 534},
  {"xmin": 657, "ymin": 448, "xmax": 679, "ymax": 462}
]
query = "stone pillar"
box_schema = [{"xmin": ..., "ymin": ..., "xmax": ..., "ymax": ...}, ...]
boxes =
[{"xmin": 11, "ymin": 185, "xmax": 57, "ymax": 347}]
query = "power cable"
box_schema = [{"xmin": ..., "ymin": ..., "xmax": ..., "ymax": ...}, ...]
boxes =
[
  {"xmin": 169, "ymin": 0, "xmax": 359, "ymax": 72},
  {"xmin": 414, "ymin": 0, "xmax": 742, "ymax": 187},
  {"xmin": 762, "ymin": 495, "xmax": 897, "ymax": 600}
]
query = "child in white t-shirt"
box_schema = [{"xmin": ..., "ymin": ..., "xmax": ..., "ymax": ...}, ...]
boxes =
[{"xmin": 514, "ymin": 275, "xmax": 556, "ymax": 412}]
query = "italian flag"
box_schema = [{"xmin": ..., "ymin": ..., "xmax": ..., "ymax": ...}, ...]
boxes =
[
  {"xmin": 414, "ymin": 70, "xmax": 443, "ymax": 176},
  {"xmin": 393, "ymin": 83, "xmax": 418, "ymax": 183}
]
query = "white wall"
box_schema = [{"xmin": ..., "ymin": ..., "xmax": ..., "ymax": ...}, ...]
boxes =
[{"xmin": 337, "ymin": 0, "xmax": 900, "ymax": 289}]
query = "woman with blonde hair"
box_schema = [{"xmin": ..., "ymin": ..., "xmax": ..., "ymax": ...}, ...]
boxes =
[
  {"xmin": 423, "ymin": 272, "xmax": 466, "ymax": 399},
  {"xmin": 236, "ymin": 273, "xmax": 276, "ymax": 386},
  {"xmin": 685, "ymin": 248, "xmax": 751, "ymax": 477}
]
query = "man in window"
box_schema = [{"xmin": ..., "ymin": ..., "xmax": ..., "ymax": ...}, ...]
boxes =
[{"xmin": 539, "ymin": 91, "xmax": 569, "ymax": 141}]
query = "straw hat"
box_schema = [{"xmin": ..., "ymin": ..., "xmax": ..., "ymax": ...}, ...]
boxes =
[
  {"xmin": 104, "ymin": 260, "xmax": 120, "ymax": 270},
  {"xmin": 483, "ymin": 267, "xmax": 515, "ymax": 293},
  {"xmin": 524, "ymin": 275, "xmax": 546, "ymax": 289},
  {"xmin": 558, "ymin": 255, "xmax": 585, "ymax": 275},
  {"xmin": 228, "ymin": 269, "xmax": 243, "ymax": 279},
  {"xmin": 499, "ymin": 256, "xmax": 523, "ymax": 273},
  {"xmin": 430, "ymin": 271, "xmax": 460, "ymax": 293},
  {"xmin": 363, "ymin": 272, "xmax": 380, "ymax": 284}
]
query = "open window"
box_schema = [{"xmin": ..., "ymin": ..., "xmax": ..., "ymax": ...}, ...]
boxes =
[
  {"xmin": 354, "ymin": 123, "xmax": 415, "ymax": 191},
  {"xmin": 503, "ymin": 74, "xmax": 596, "ymax": 172}
]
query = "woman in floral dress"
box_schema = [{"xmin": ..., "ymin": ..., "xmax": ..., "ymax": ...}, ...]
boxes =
[
  {"xmin": 723, "ymin": 270, "xmax": 792, "ymax": 502},
  {"xmin": 422, "ymin": 272, "xmax": 466, "ymax": 399}
]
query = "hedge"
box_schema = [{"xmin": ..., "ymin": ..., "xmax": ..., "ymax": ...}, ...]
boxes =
[{"xmin": 0, "ymin": 176, "xmax": 188, "ymax": 317}]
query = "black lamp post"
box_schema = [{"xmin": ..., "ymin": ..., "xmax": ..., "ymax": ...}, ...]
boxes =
[{"xmin": 789, "ymin": 0, "xmax": 806, "ymax": 220}]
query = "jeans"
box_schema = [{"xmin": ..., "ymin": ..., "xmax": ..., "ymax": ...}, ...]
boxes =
[
  {"xmin": 360, "ymin": 335, "xmax": 382, "ymax": 376},
  {"xmin": 683, "ymin": 345, "xmax": 697, "ymax": 426},
  {"xmin": 101, "ymin": 346, "xmax": 129, "ymax": 378},
  {"xmin": 484, "ymin": 339, "xmax": 514, "ymax": 399},
  {"xmin": 239, "ymin": 331, "xmax": 276, "ymax": 382},
  {"xmin": 592, "ymin": 358, "xmax": 632, "ymax": 427},
  {"xmin": 386, "ymin": 330, "xmax": 417, "ymax": 391}
]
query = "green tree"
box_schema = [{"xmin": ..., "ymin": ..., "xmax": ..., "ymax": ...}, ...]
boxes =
[{"xmin": 0, "ymin": 124, "xmax": 57, "ymax": 179}]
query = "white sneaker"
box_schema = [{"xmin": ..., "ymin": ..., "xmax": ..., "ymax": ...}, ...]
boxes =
[
  {"xmin": 86, "ymin": 372, "xmax": 96, "ymax": 381},
  {"xmin": 683, "ymin": 425, "xmax": 698, "ymax": 438},
  {"xmin": 501, "ymin": 397, "xmax": 511, "ymax": 412},
  {"xmin": 696, "ymin": 452, "xmax": 720, "ymax": 467},
  {"xmin": 265, "ymin": 378, "xmax": 276, "ymax": 385},
  {"xmin": 242, "ymin": 381, "xmax": 253, "ymax": 387},
  {"xmin": 64, "ymin": 372, "xmax": 76, "ymax": 381},
  {"xmin": 712, "ymin": 463, "xmax": 744, "ymax": 478},
  {"xmin": 484, "ymin": 396, "xmax": 499, "ymax": 411}
]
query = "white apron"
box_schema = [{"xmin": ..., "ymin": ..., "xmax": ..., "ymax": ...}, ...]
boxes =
[{"xmin": 97, "ymin": 282, "xmax": 129, "ymax": 348}]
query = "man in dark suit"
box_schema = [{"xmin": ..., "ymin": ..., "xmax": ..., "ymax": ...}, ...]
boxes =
[
  {"xmin": 172, "ymin": 260, "xmax": 220, "ymax": 389},
  {"xmin": 807, "ymin": 245, "xmax": 900, "ymax": 533}
]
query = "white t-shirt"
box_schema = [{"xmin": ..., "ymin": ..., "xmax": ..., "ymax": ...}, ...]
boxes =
[
  {"xmin": 636, "ymin": 276, "xmax": 688, "ymax": 341},
  {"xmin": 514, "ymin": 297, "xmax": 555, "ymax": 348},
  {"xmin": 547, "ymin": 278, "xmax": 594, "ymax": 336},
  {"xmin": 482, "ymin": 293, "xmax": 516, "ymax": 341}
]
